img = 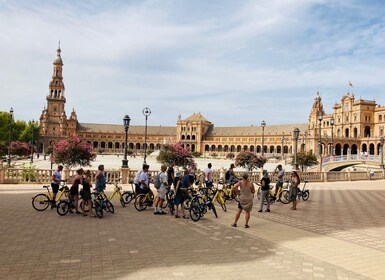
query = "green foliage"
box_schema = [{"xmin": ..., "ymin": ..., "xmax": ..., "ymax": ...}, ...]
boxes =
[
  {"xmin": 156, "ymin": 142, "xmax": 194, "ymax": 168},
  {"xmin": 211, "ymin": 152, "xmax": 218, "ymax": 158},
  {"xmin": 293, "ymin": 151, "xmax": 318, "ymax": 171},
  {"xmin": 20, "ymin": 163, "xmax": 38, "ymax": 182},
  {"xmin": 147, "ymin": 149, "xmax": 154, "ymax": 156},
  {"xmin": 127, "ymin": 149, "xmax": 134, "ymax": 156},
  {"xmin": 235, "ymin": 151, "xmax": 267, "ymax": 171},
  {"xmin": 52, "ymin": 136, "xmax": 96, "ymax": 167},
  {"xmin": 226, "ymin": 152, "xmax": 235, "ymax": 160},
  {"xmin": 192, "ymin": 151, "xmax": 202, "ymax": 158}
]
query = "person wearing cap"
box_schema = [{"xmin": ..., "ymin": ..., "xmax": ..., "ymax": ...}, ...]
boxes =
[
  {"xmin": 173, "ymin": 170, "xmax": 189, "ymax": 219},
  {"xmin": 258, "ymin": 170, "xmax": 271, "ymax": 213}
]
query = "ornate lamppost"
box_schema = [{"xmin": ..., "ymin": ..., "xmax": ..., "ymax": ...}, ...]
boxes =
[
  {"xmin": 330, "ymin": 117, "xmax": 335, "ymax": 156},
  {"xmin": 122, "ymin": 115, "xmax": 131, "ymax": 168},
  {"xmin": 7, "ymin": 107, "xmax": 13, "ymax": 165},
  {"xmin": 143, "ymin": 107, "xmax": 151, "ymax": 164},
  {"xmin": 318, "ymin": 112, "xmax": 323, "ymax": 171},
  {"xmin": 30, "ymin": 119, "xmax": 35, "ymax": 163},
  {"xmin": 380, "ymin": 136, "xmax": 384, "ymax": 169},
  {"xmin": 261, "ymin": 120, "xmax": 266, "ymax": 156},
  {"xmin": 293, "ymin": 128, "xmax": 300, "ymax": 170}
]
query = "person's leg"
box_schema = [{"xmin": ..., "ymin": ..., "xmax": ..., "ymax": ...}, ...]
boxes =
[
  {"xmin": 258, "ymin": 191, "xmax": 265, "ymax": 212},
  {"xmin": 233, "ymin": 208, "xmax": 242, "ymax": 226},
  {"xmin": 245, "ymin": 211, "xmax": 250, "ymax": 226},
  {"xmin": 266, "ymin": 192, "xmax": 270, "ymax": 211},
  {"xmin": 154, "ymin": 197, "xmax": 160, "ymax": 213},
  {"xmin": 74, "ymin": 195, "xmax": 79, "ymax": 213}
]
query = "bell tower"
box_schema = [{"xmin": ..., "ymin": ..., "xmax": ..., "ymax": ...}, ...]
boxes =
[{"xmin": 39, "ymin": 44, "xmax": 70, "ymax": 152}]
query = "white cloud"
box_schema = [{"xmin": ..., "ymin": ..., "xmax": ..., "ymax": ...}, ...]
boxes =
[{"xmin": 1, "ymin": 0, "xmax": 385, "ymax": 128}]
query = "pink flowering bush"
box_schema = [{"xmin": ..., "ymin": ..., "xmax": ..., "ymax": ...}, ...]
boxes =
[
  {"xmin": 9, "ymin": 141, "xmax": 30, "ymax": 156},
  {"xmin": 156, "ymin": 142, "xmax": 195, "ymax": 168},
  {"xmin": 51, "ymin": 136, "xmax": 96, "ymax": 167},
  {"xmin": 235, "ymin": 151, "xmax": 267, "ymax": 171}
]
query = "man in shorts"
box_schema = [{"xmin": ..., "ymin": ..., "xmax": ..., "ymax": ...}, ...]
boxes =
[
  {"xmin": 273, "ymin": 164, "xmax": 284, "ymax": 201},
  {"xmin": 51, "ymin": 165, "xmax": 63, "ymax": 207},
  {"xmin": 139, "ymin": 164, "xmax": 152, "ymax": 195},
  {"xmin": 203, "ymin": 163, "xmax": 213, "ymax": 188}
]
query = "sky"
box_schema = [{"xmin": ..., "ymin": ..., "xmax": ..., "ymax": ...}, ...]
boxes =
[{"xmin": 1, "ymin": 0, "xmax": 385, "ymax": 128}]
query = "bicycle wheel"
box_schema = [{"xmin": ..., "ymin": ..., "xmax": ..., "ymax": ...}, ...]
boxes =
[
  {"xmin": 189, "ymin": 205, "xmax": 201, "ymax": 222},
  {"xmin": 280, "ymin": 190, "xmax": 290, "ymax": 204},
  {"xmin": 106, "ymin": 201, "xmax": 115, "ymax": 213},
  {"xmin": 95, "ymin": 205, "xmax": 103, "ymax": 218},
  {"xmin": 32, "ymin": 194, "xmax": 51, "ymax": 211},
  {"xmin": 56, "ymin": 201, "xmax": 70, "ymax": 216},
  {"xmin": 183, "ymin": 197, "xmax": 191, "ymax": 210},
  {"xmin": 134, "ymin": 194, "xmax": 148, "ymax": 211},
  {"xmin": 232, "ymin": 191, "xmax": 240, "ymax": 202},
  {"xmin": 121, "ymin": 192, "xmax": 134, "ymax": 204},
  {"xmin": 302, "ymin": 190, "xmax": 310, "ymax": 201}
]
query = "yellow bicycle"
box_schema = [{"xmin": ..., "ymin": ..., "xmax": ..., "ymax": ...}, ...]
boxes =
[
  {"xmin": 32, "ymin": 180, "xmax": 69, "ymax": 211},
  {"xmin": 211, "ymin": 187, "xmax": 227, "ymax": 212}
]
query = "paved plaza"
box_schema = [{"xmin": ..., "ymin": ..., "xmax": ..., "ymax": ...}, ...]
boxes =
[{"xmin": 1, "ymin": 180, "xmax": 385, "ymax": 279}]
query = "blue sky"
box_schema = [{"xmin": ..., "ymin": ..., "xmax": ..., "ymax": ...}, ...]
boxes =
[{"xmin": 1, "ymin": 0, "xmax": 385, "ymax": 127}]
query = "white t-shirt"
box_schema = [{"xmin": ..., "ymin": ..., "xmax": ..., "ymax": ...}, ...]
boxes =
[
  {"xmin": 139, "ymin": 172, "xmax": 149, "ymax": 189},
  {"xmin": 52, "ymin": 170, "xmax": 62, "ymax": 184},
  {"xmin": 159, "ymin": 172, "xmax": 168, "ymax": 188},
  {"xmin": 276, "ymin": 169, "xmax": 285, "ymax": 183},
  {"xmin": 203, "ymin": 168, "xmax": 213, "ymax": 182}
]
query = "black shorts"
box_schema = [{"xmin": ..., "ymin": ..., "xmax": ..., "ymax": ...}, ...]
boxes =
[
  {"xmin": 139, "ymin": 188, "xmax": 150, "ymax": 194},
  {"xmin": 51, "ymin": 183, "xmax": 59, "ymax": 194},
  {"xmin": 238, "ymin": 202, "xmax": 243, "ymax": 209},
  {"xmin": 70, "ymin": 186, "xmax": 79, "ymax": 197}
]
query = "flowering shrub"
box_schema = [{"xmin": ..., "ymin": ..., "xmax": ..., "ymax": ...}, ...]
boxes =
[
  {"xmin": 51, "ymin": 136, "xmax": 96, "ymax": 167},
  {"xmin": 235, "ymin": 151, "xmax": 267, "ymax": 171},
  {"xmin": 226, "ymin": 152, "xmax": 235, "ymax": 160},
  {"xmin": 9, "ymin": 141, "xmax": 30, "ymax": 156},
  {"xmin": 156, "ymin": 142, "xmax": 195, "ymax": 168}
]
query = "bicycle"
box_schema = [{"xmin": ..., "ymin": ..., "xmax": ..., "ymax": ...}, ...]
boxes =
[
  {"xmin": 32, "ymin": 180, "xmax": 69, "ymax": 211},
  {"xmin": 189, "ymin": 188, "xmax": 218, "ymax": 222},
  {"xmin": 93, "ymin": 192, "xmax": 115, "ymax": 218},
  {"xmin": 211, "ymin": 187, "xmax": 227, "ymax": 212},
  {"xmin": 297, "ymin": 180, "xmax": 310, "ymax": 201},
  {"xmin": 218, "ymin": 179, "xmax": 239, "ymax": 202},
  {"xmin": 56, "ymin": 190, "xmax": 76, "ymax": 216},
  {"xmin": 257, "ymin": 181, "xmax": 290, "ymax": 205}
]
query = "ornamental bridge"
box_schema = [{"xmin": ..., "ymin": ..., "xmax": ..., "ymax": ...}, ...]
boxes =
[{"xmin": 322, "ymin": 154, "xmax": 384, "ymax": 171}]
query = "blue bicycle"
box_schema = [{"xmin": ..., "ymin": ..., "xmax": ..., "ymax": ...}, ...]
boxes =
[{"xmin": 93, "ymin": 192, "xmax": 114, "ymax": 218}]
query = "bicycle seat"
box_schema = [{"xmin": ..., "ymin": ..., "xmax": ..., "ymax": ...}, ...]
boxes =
[{"xmin": 43, "ymin": 185, "xmax": 49, "ymax": 189}]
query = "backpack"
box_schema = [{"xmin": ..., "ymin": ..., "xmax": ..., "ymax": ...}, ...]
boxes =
[
  {"xmin": 154, "ymin": 172, "xmax": 162, "ymax": 189},
  {"xmin": 225, "ymin": 170, "xmax": 230, "ymax": 181}
]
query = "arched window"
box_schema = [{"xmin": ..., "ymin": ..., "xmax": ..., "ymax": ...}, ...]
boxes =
[{"xmin": 379, "ymin": 115, "xmax": 383, "ymax": 122}]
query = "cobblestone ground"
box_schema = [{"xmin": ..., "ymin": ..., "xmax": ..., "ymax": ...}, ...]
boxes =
[{"xmin": 1, "ymin": 181, "xmax": 385, "ymax": 280}]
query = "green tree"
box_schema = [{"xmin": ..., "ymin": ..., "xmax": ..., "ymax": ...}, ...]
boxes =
[
  {"xmin": 51, "ymin": 136, "xmax": 96, "ymax": 167},
  {"xmin": 293, "ymin": 151, "xmax": 318, "ymax": 171},
  {"xmin": 226, "ymin": 152, "xmax": 235, "ymax": 160},
  {"xmin": 156, "ymin": 142, "xmax": 194, "ymax": 168},
  {"xmin": 235, "ymin": 151, "xmax": 267, "ymax": 171}
]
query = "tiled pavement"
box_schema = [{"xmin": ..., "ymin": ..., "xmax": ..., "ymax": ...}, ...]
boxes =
[{"xmin": 1, "ymin": 181, "xmax": 385, "ymax": 279}]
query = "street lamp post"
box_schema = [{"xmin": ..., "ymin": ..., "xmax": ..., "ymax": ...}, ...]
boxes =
[
  {"xmin": 380, "ymin": 136, "xmax": 384, "ymax": 169},
  {"xmin": 142, "ymin": 107, "xmax": 151, "ymax": 164},
  {"xmin": 7, "ymin": 107, "xmax": 13, "ymax": 165},
  {"xmin": 281, "ymin": 136, "xmax": 285, "ymax": 160},
  {"xmin": 293, "ymin": 128, "xmax": 300, "ymax": 170},
  {"xmin": 261, "ymin": 120, "xmax": 266, "ymax": 156},
  {"xmin": 318, "ymin": 112, "xmax": 323, "ymax": 171},
  {"xmin": 30, "ymin": 119, "xmax": 35, "ymax": 163},
  {"xmin": 122, "ymin": 115, "xmax": 131, "ymax": 168},
  {"xmin": 330, "ymin": 117, "xmax": 334, "ymax": 156}
]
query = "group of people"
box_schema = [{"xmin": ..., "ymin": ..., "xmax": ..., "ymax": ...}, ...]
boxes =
[
  {"xmin": 50, "ymin": 161, "xmax": 302, "ymax": 225},
  {"xmin": 231, "ymin": 164, "xmax": 301, "ymax": 228},
  {"xmin": 51, "ymin": 164, "xmax": 107, "ymax": 217}
]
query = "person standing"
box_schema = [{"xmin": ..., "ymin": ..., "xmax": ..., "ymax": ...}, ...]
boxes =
[
  {"xmin": 289, "ymin": 171, "xmax": 300, "ymax": 210},
  {"xmin": 82, "ymin": 170, "xmax": 94, "ymax": 217},
  {"xmin": 231, "ymin": 173, "xmax": 255, "ymax": 228},
  {"xmin": 167, "ymin": 164, "xmax": 175, "ymax": 188},
  {"xmin": 70, "ymin": 168, "xmax": 84, "ymax": 214},
  {"xmin": 273, "ymin": 164, "xmax": 285, "ymax": 201},
  {"xmin": 203, "ymin": 163, "xmax": 213, "ymax": 188},
  {"xmin": 95, "ymin": 165, "xmax": 106, "ymax": 194},
  {"xmin": 51, "ymin": 164, "xmax": 63, "ymax": 207},
  {"xmin": 154, "ymin": 165, "xmax": 168, "ymax": 215},
  {"xmin": 188, "ymin": 163, "xmax": 197, "ymax": 185},
  {"xmin": 173, "ymin": 171, "xmax": 188, "ymax": 219},
  {"xmin": 258, "ymin": 170, "xmax": 271, "ymax": 213}
]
